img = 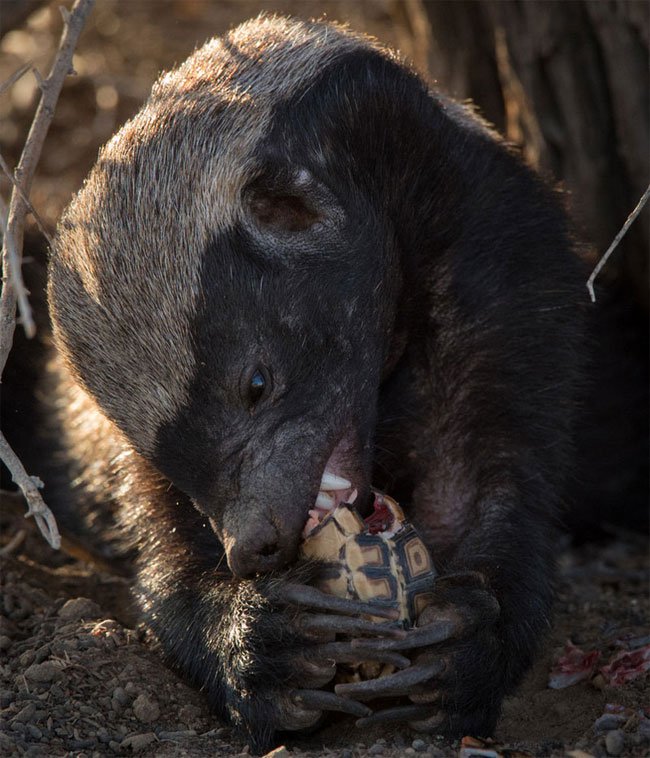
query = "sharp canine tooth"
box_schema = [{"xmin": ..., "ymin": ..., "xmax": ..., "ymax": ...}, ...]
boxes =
[
  {"xmin": 321, "ymin": 471, "xmax": 351, "ymax": 490},
  {"xmin": 316, "ymin": 491, "xmax": 335, "ymax": 510}
]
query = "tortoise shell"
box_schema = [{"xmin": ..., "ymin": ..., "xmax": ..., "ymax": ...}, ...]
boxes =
[{"xmin": 300, "ymin": 492, "xmax": 436, "ymax": 626}]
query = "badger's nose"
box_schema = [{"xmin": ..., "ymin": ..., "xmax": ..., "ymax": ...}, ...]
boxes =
[{"xmin": 225, "ymin": 521, "xmax": 295, "ymax": 578}]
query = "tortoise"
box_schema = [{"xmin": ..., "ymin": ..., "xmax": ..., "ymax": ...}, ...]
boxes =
[{"xmin": 300, "ymin": 491, "xmax": 436, "ymax": 627}]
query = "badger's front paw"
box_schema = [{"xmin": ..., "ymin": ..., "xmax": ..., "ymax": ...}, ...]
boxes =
[
  {"xmin": 223, "ymin": 577, "xmax": 405, "ymax": 753},
  {"xmin": 332, "ymin": 571, "xmax": 505, "ymax": 737}
]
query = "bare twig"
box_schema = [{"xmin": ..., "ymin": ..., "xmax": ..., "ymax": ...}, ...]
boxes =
[
  {"xmin": 0, "ymin": 63, "xmax": 32, "ymax": 97},
  {"xmin": 0, "ymin": 0, "xmax": 96, "ymax": 550},
  {"xmin": 587, "ymin": 183, "xmax": 650, "ymax": 302},
  {"xmin": 1, "ymin": 0, "xmax": 95, "ymax": 354},
  {"xmin": 0, "ymin": 432, "xmax": 60, "ymax": 549},
  {"xmin": 0, "ymin": 153, "xmax": 53, "ymax": 245},
  {"xmin": 0, "ymin": 529, "xmax": 27, "ymax": 557}
]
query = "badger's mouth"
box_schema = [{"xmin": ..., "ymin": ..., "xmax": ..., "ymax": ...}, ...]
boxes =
[
  {"xmin": 303, "ymin": 485, "xmax": 401, "ymax": 540},
  {"xmin": 303, "ymin": 431, "xmax": 364, "ymax": 538},
  {"xmin": 304, "ymin": 469, "xmax": 357, "ymax": 538}
]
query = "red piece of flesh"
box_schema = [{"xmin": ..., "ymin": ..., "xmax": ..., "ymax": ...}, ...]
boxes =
[{"xmin": 364, "ymin": 496, "xmax": 395, "ymax": 535}]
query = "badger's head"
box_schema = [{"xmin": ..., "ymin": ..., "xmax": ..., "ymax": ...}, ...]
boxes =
[{"xmin": 49, "ymin": 16, "xmax": 432, "ymax": 577}]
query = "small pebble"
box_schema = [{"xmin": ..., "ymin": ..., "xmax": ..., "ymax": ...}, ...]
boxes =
[
  {"xmin": 132, "ymin": 693, "xmax": 160, "ymax": 723},
  {"xmin": 27, "ymin": 724, "xmax": 43, "ymax": 740},
  {"xmin": 178, "ymin": 702, "xmax": 203, "ymax": 728},
  {"xmin": 0, "ymin": 635, "xmax": 12, "ymax": 651},
  {"xmin": 57, "ymin": 597, "xmax": 101, "ymax": 621},
  {"xmin": 262, "ymin": 747, "xmax": 290, "ymax": 758},
  {"xmin": 0, "ymin": 733, "xmax": 13, "ymax": 750},
  {"xmin": 19, "ymin": 650, "xmax": 36, "ymax": 667},
  {"xmin": 12, "ymin": 702, "xmax": 36, "ymax": 723},
  {"xmin": 24, "ymin": 661, "xmax": 65, "ymax": 683},
  {"xmin": 605, "ymin": 730, "xmax": 625, "ymax": 756},
  {"xmin": 120, "ymin": 733, "xmax": 157, "ymax": 752},
  {"xmin": 33, "ymin": 644, "xmax": 51, "ymax": 664},
  {"xmin": 405, "ymin": 750, "xmax": 416, "ymax": 756},
  {"xmin": 49, "ymin": 684, "xmax": 65, "ymax": 701},
  {"xmin": 340, "ymin": 750, "xmax": 353, "ymax": 758},
  {"xmin": 412, "ymin": 738, "xmax": 428, "ymax": 752},
  {"xmin": 369, "ymin": 744, "xmax": 384, "ymax": 755},
  {"xmin": 112, "ymin": 687, "xmax": 129, "ymax": 706},
  {"xmin": 594, "ymin": 714, "xmax": 626, "ymax": 733},
  {"xmin": 69, "ymin": 738, "xmax": 96, "ymax": 750}
]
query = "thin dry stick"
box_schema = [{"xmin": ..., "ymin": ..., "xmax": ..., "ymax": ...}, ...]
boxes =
[
  {"xmin": 1, "ymin": 0, "xmax": 94, "ymax": 347},
  {"xmin": 587, "ymin": 183, "xmax": 650, "ymax": 303},
  {"xmin": 0, "ymin": 153, "xmax": 53, "ymax": 245},
  {"xmin": 0, "ymin": 63, "xmax": 32, "ymax": 97},
  {"xmin": 0, "ymin": 0, "xmax": 96, "ymax": 550}
]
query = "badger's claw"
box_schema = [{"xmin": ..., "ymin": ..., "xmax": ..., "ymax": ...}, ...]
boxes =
[
  {"xmin": 357, "ymin": 704, "xmax": 442, "ymax": 727},
  {"xmin": 255, "ymin": 577, "xmax": 413, "ymax": 737},
  {"xmin": 336, "ymin": 660, "xmax": 445, "ymax": 700},
  {"xmin": 315, "ymin": 641, "xmax": 411, "ymax": 669},
  {"xmin": 349, "ymin": 616, "xmax": 459, "ymax": 651},
  {"xmin": 345, "ymin": 571, "xmax": 502, "ymax": 735},
  {"xmin": 279, "ymin": 582, "xmax": 399, "ymax": 620},
  {"xmin": 274, "ymin": 688, "xmax": 373, "ymax": 733},
  {"xmin": 292, "ymin": 689, "xmax": 372, "ymax": 718},
  {"xmin": 299, "ymin": 612, "xmax": 406, "ymax": 639}
]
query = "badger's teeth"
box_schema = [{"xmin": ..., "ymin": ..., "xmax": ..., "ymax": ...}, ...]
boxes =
[
  {"xmin": 320, "ymin": 471, "xmax": 351, "ymax": 491},
  {"xmin": 303, "ymin": 509, "xmax": 323, "ymax": 538},
  {"xmin": 315, "ymin": 491, "xmax": 336, "ymax": 510}
]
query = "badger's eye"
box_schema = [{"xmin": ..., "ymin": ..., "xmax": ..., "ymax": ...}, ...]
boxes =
[
  {"xmin": 249, "ymin": 370, "xmax": 266, "ymax": 401},
  {"xmin": 241, "ymin": 365, "xmax": 271, "ymax": 409}
]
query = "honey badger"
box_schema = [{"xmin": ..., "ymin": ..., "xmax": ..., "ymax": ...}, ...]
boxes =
[{"xmin": 47, "ymin": 14, "xmax": 587, "ymax": 753}]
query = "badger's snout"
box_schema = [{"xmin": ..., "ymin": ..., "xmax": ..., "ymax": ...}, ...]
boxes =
[
  {"xmin": 214, "ymin": 456, "xmax": 364, "ymax": 578},
  {"xmin": 220, "ymin": 512, "xmax": 297, "ymax": 578}
]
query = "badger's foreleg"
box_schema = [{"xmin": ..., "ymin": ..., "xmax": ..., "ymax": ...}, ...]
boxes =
[
  {"xmin": 351, "ymin": 256, "xmax": 582, "ymax": 736},
  {"xmin": 118, "ymin": 462, "xmax": 405, "ymax": 753}
]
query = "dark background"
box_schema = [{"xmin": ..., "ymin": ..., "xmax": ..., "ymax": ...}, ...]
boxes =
[{"xmin": 2, "ymin": 0, "xmax": 648, "ymax": 306}]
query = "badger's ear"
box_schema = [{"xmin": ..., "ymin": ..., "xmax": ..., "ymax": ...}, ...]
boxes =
[{"xmin": 244, "ymin": 167, "xmax": 343, "ymax": 234}]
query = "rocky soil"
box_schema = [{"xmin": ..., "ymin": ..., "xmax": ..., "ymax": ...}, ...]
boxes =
[{"xmin": 1, "ymin": 508, "xmax": 648, "ymax": 758}]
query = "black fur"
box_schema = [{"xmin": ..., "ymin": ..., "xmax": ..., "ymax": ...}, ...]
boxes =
[{"xmin": 6, "ymin": 20, "xmax": 648, "ymax": 755}]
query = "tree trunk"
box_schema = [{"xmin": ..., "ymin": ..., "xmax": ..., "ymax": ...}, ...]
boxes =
[{"xmin": 420, "ymin": 0, "xmax": 649, "ymax": 305}]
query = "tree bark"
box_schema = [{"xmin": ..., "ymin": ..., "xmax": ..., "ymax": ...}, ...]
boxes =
[{"xmin": 421, "ymin": 0, "xmax": 649, "ymax": 305}]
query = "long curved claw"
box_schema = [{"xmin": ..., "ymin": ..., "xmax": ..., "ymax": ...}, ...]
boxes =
[
  {"xmin": 299, "ymin": 613, "xmax": 406, "ymax": 639},
  {"xmin": 356, "ymin": 704, "xmax": 440, "ymax": 727},
  {"xmin": 315, "ymin": 641, "xmax": 411, "ymax": 669},
  {"xmin": 279, "ymin": 583, "xmax": 399, "ymax": 620},
  {"xmin": 291, "ymin": 689, "xmax": 372, "ymax": 718},
  {"xmin": 350, "ymin": 617, "xmax": 459, "ymax": 651},
  {"xmin": 335, "ymin": 660, "xmax": 445, "ymax": 701}
]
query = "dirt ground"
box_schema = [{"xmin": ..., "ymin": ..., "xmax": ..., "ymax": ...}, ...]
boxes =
[
  {"xmin": 1, "ymin": 2, "xmax": 649, "ymax": 757},
  {"xmin": 1, "ymin": 505, "xmax": 648, "ymax": 758}
]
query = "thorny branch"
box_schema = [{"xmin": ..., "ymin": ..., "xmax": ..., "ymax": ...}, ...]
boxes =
[
  {"xmin": 0, "ymin": 0, "xmax": 96, "ymax": 550},
  {"xmin": 587, "ymin": 183, "xmax": 650, "ymax": 303}
]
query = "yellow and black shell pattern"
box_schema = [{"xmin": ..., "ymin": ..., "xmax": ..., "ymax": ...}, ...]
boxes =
[{"xmin": 300, "ymin": 493, "xmax": 436, "ymax": 626}]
